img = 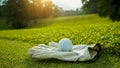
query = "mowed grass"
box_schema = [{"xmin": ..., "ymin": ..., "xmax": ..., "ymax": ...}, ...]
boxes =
[
  {"xmin": 0, "ymin": 39, "xmax": 118, "ymax": 68},
  {"xmin": 0, "ymin": 14, "xmax": 120, "ymax": 68}
]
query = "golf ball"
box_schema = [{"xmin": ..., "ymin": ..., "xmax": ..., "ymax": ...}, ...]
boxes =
[{"xmin": 58, "ymin": 38, "xmax": 73, "ymax": 51}]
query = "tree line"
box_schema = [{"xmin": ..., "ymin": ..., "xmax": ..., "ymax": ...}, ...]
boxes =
[
  {"xmin": 0, "ymin": 0, "xmax": 62, "ymax": 28},
  {"xmin": 81, "ymin": 0, "xmax": 120, "ymax": 21},
  {"xmin": 0, "ymin": 0, "xmax": 120, "ymax": 29}
]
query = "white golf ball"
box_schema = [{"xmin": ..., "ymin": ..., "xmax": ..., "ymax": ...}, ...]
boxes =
[{"xmin": 58, "ymin": 38, "xmax": 73, "ymax": 51}]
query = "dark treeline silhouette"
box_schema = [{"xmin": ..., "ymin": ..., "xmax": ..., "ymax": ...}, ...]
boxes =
[
  {"xmin": 0, "ymin": 6, "xmax": 5, "ymax": 17},
  {"xmin": 60, "ymin": 9, "xmax": 83, "ymax": 16},
  {"xmin": 61, "ymin": 10, "xmax": 79, "ymax": 16},
  {"xmin": 82, "ymin": 0, "xmax": 120, "ymax": 21},
  {"xmin": 0, "ymin": 0, "xmax": 62, "ymax": 28}
]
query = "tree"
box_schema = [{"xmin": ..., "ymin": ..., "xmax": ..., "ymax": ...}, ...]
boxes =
[
  {"xmin": 5, "ymin": 0, "xmax": 31, "ymax": 28},
  {"xmin": 0, "ymin": 0, "xmax": 7, "ymax": 17},
  {"xmin": 4, "ymin": 0, "xmax": 61, "ymax": 29},
  {"xmin": 98, "ymin": 0, "xmax": 120, "ymax": 21},
  {"xmin": 82, "ymin": 0, "xmax": 120, "ymax": 21},
  {"xmin": 52, "ymin": 5, "xmax": 62, "ymax": 17},
  {"xmin": 81, "ymin": 0, "xmax": 98, "ymax": 14}
]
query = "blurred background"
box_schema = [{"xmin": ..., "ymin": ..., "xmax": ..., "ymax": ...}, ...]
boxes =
[{"xmin": 0, "ymin": 0, "xmax": 120, "ymax": 29}]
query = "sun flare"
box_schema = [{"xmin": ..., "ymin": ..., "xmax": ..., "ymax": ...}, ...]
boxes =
[{"xmin": 52, "ymin": 0, "xmax": 82, "ymax": 10}]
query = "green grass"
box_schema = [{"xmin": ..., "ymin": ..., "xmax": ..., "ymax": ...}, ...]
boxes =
[
  {"xmin": 0, "ymin": 14, "xmax": 120, "ymax": 68},
  {"xmin": 0, "ymin": 40, "xmax": 119, "ymax": 68}
]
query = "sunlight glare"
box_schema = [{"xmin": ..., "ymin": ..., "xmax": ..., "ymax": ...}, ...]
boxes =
[{"xmin": 52, "ymin": 0, "xmax": 82, "ymax": 10}]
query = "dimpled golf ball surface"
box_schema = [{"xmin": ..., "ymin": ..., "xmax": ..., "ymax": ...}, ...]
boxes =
[{"xmin": 58, "ymin": 38, "xmax": 73, "ymax": 51}]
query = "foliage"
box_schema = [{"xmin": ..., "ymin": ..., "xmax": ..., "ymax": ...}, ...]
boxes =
[
  {"xmin": 0, "ymin": 0, "xmax": 6, "ymax": 17},
  {"xmin": 0, "ymin": 6, "xmax": 5, "ymax": 17},
  {"xmin": 98, "ymin": 0, "xmax": 120, "ymax": 21},
  {"xmin": 3, "ymin": 0, "xmax": 61, "ymax": 29},
  {"xmin": 60, "ymin": 9, "xmax": 82, "ymax": 16},
  {"xmin": 0, "ymin": 14, "xmax": 120, "ymax": 68},
  {"xmin": 82, "ymin": 0, "xmax": 120, "ymax": 21},
  {"xmin": 81, "ymin": 0, "xmax": 98, "ymax": 14}
]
